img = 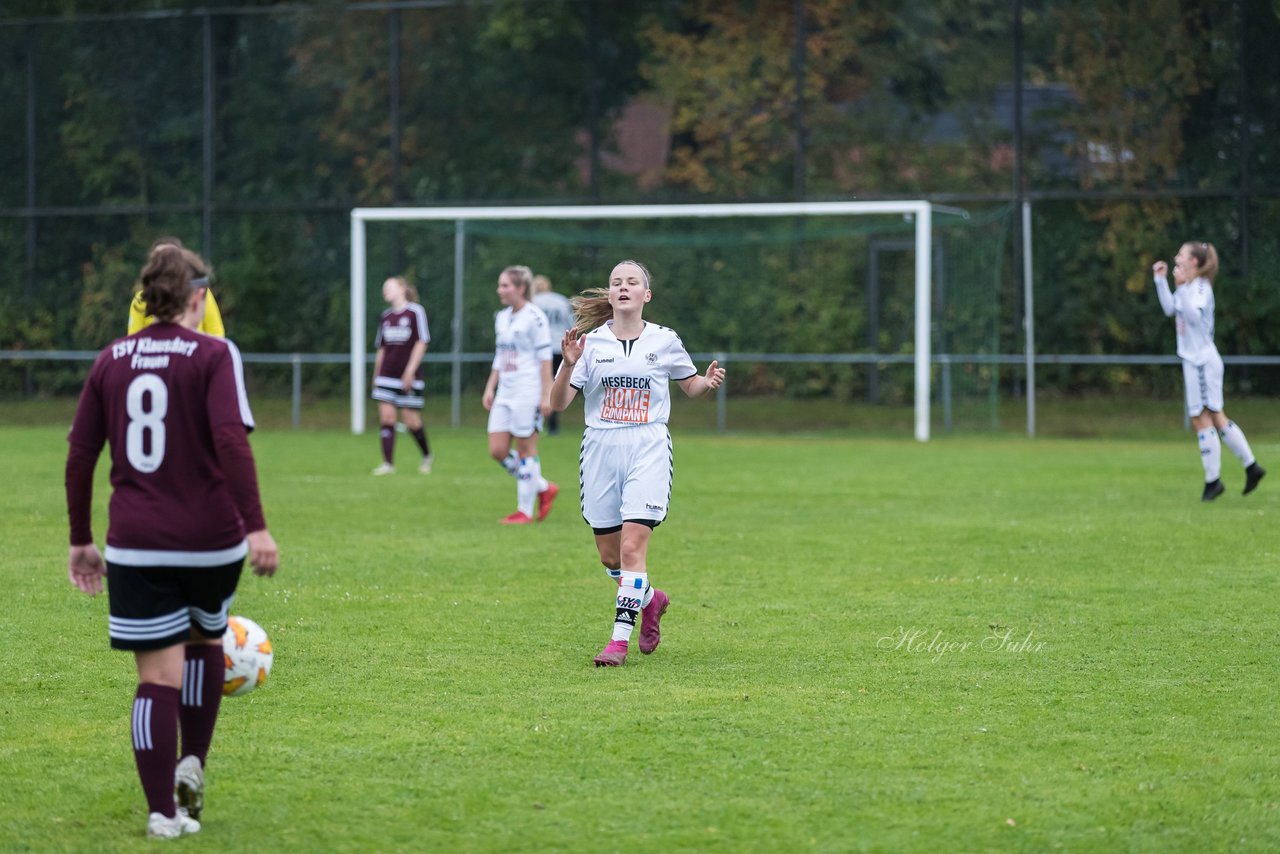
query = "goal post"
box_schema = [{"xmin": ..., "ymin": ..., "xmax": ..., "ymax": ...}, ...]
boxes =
[{"xmin": 350, "ymin": 201, "xmax": 936, "ymax": 440}]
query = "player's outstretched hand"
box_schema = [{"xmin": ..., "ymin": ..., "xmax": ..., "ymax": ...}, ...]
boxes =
[
  {"xmin": 1152, "ymin": 260, "xmax": 1168, "ymax": 277},
  {"xmin": 704, "ymin": 359, "xmax": 725, "ymax": 389},
  {"xmin": 247, "ymin": 529, "xmax": 279, "ymax": 577},
  {"xmin": 561, "ymin": 330, "xmax": 585, "ymax": 365},
  {"xmin": 68, "ymin": 544, "xmax": 106, "ymax": 596}
]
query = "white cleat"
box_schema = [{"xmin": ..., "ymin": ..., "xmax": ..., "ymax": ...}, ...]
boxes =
[
  {"xmin": 371, "ymin": 463, "xmax": 396, "ymax": 476},
  {"xmin": 175, "ymin": 755, "xmax": 204, "ymax": 821},
  {"xmin": 147, "ymin": 809, "xmax": 201, "ymax": 839},
  {"xmin": 418, "ymin": 455, "xmax": 434, "ymax": 474}
]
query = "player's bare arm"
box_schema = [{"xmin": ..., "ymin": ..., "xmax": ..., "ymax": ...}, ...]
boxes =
[
  {"xmin": 550, "ymin": 331, "xmax": 584, "ymax": 411},
  {"xmin": 482, "ymin": 369, "xmax": 499, "ymax": 411},
  {"xmin": 677, "ymin": 360, "xmax": 725, "ymax": 398},
  {"xmin": 403, "ymin": 339, "xmax": 427, "ymax": 391},
  {"xmin": 67, "ymin": 543, "xmax": 106, "ymax": 596},
  {"xmin": 246, "ymin": 529, "xmax": 279, "ymax": 577}
]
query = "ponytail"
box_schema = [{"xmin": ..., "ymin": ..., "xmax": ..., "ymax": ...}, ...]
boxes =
[
  {"xmin": 140, "ymin": 246, "xmax": 193, "ymax": 322},
  {"xmin": 1189, "ymin": 241, "xmax": 1219, "ymax": 281},
  {"xmin": 570, "ymin": 288, "xmax": 613, "ymax": 334}
]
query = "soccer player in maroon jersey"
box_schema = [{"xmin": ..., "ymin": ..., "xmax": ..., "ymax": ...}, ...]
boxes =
[
  {"xmin": 371, "ymin": 276, "xmax": 434, "ymax": 475},
  {"xmin": 65, "ymin": 244, "xmax": 279, "ymax": 839}
]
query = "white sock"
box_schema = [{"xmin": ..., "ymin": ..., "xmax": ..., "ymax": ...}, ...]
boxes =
[
  {"xmin": 603, "ymin": 568, "xmax": 652, "ymax": 605},
  {"xmin": 1219, "ymin": 421, "xmax": 1256, "ymax": 468},
  {"xmin": 516, "ymin": 457, "xmax": 539, "ymax": 517},
  {"xmin": 1198, "ymin": 429, "xmax": 1222, "ymax": 482},
  {"xmin": 611, "ymin": 571, "xmax": 648, "ymax": 642},
  {"xmin": 498, "ymin": 450, "xmax": 519, "ymax": 476},
  {"xmin": 526, "ymin": 456, "xmax": 547, "ymax": 504}
]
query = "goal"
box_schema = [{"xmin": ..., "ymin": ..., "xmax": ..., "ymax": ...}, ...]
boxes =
[{"xmin": 350, "ymin": 201, "xmax": 939, "ymax": 439}]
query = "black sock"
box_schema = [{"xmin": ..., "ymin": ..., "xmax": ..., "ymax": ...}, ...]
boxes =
[{"xmin": 410, "ymin": 427, "xmax": 430, "ymax": 456}]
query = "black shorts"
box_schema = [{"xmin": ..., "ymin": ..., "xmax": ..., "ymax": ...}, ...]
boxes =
[{"xmin": 106, "ymin": 560, "xmax": 243, "ymax": 651}]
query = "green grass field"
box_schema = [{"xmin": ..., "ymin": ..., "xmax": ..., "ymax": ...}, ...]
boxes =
[{"xmin": 2, "ymin": 410, "xmax": 1278, "ymax": 851}]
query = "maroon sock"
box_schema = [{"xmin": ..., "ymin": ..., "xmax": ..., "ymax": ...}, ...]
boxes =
[
  {"xmin": 410, "ymin": 426, "xmax": 430, "ymax": 456},
  {"xmin": 132, "ymin": 683, "xmax": 180, "ymax": 817},
  {"xmin": 179, "ymin": 644, "xmax": 225, "ymax": 766},
  {"xmin": 380, "ymin": 426, "xmax": 395, "ymax": 464}
]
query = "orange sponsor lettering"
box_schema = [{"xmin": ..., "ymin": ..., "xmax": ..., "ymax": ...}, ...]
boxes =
[{"xmin": 601, "ymin": 387, "xmax": 651, "ymax": 423}]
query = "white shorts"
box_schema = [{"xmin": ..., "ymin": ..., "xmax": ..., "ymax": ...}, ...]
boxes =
[
  {"xmin": 487, "ymin": 399, "xmax": 543, "ymax": 438},
  {"xmin": 579, "ymin": 423, "xmax": 673, "ymax": 530},
  {"xmin": 1182, "ymin": 354, "xmax": 1224, "ymax": 417}
]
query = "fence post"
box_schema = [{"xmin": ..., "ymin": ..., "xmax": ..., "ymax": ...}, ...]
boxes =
[
  {"xmin": 715, "ymin": 352, "xmax": 727, "ymax": 432},
  {"xmin": 941, "ymin": 354, "xmax": 952, "ymax": 433},
  {"xmin": 1023, "ymin": 200, "xmax": 1036, "ymax": 438},
  {"xmin": 451, "ymin": 220, "xmax": 465, "ymax": 428},
  {"xmin": 291, "ymin": 354, "xmax": 302, "ymax": 430}
]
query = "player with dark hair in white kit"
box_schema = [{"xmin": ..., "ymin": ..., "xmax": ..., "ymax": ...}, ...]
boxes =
[
  {"xmin": 371, "ymin": 275, "xmax": 433, "ymax": 475},
  {"xmin": 550, "ymin": 260, "xmax": 725, "ymax": 667},
  {"xmin": 65, "ymin": 244, "xmax": 278, "ymax": 839},
  {"xmin": 483, "ymin": 265, "xmax": 559, "ymax": 524},
  {"xmin": 1152, "ymin": 241, "xmax": 1265, "ymax": 501}
]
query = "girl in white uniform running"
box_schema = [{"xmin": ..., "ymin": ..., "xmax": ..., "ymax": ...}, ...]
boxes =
[
  {"xmin": 550, "ymin": 260, "xmax": 725, "ymax": 667},
  {"xmin": 483, "ymin": 265, "xmax": 559, "ymax": 524},
  {"xmin": 1152, "ymin": 241, "xmax": 1265, "ymax": 501}
]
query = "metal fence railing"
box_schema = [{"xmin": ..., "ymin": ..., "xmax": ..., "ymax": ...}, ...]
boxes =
[{"xmin": 6, "ymin": 350, "xmax": 1279, "ymax": 434}]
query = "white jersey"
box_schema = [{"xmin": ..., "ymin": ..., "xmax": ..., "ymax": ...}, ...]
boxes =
[
  {"xmin": 569, "ymin": 321, "xmax": 698, "ymax": 430},
  {"xmin": 493, "ymin": 303, "xmax": 552, "ymax": 403},
  {"xmin": 533, "ymin": 291, "xmax": 574, "ymax": 355},
  {"xmin": 1155, "ymin": 275, "xmax": 1217, "ymax": 366}
]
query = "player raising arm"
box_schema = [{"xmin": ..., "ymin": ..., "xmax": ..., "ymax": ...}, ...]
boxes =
[
  {"xmin": 66, "ymin": 243, "xmax": 278, "ymax": 839},
  {"xmin": 550, "ymin": 259, "xmax": 724, "ymax": 667},
  {"xmin": 1152, "ymin": 241, "xmax": 1265, "ymax": 501}
]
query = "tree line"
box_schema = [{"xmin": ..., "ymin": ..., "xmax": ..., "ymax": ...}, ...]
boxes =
[{"xmin": 1, "ymin": 0, "xmax": 1277, "ymax": 399}]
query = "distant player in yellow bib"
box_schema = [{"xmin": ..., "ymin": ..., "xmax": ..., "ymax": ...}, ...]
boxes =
[{"xmin": 128, "ymin": 237, "xmax": 225, "ymax": 337}]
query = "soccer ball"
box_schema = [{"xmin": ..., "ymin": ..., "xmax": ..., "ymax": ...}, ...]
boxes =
[{"xmin": 223, "ymin": 615, "xmax": 274, "ymax": 697}]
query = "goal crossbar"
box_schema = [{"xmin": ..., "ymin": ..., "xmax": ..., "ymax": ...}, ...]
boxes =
[{"xmin": 350, "ymin": 201, "xmax": 935, "ymax": 440}]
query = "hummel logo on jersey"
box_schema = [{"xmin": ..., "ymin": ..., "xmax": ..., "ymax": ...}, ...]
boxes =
[{"xmin": 595, "ymin": 357, "xmax": 615, "ymax": 363}]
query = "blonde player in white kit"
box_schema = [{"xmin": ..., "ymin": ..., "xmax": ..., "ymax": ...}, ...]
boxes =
[
  {"xmin": 1153, "ymin": 241, "xmax": 1265, "ymax": 501},
  {"xmin": 483, "ymin": 265, "xmax": 559, "ymax": 524},
  {"xmin": 550, "ymin": 260, "xmax": 725, "ymax": 667}
]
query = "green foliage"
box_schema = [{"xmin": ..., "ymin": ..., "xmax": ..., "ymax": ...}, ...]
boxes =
[
  {"xmin": 3, "ymin": 1, "xmax": 1280, "ymax": 404},
  {"xmin": 75, "ymin": 242, "xmax": 136, "ymax": 347}
]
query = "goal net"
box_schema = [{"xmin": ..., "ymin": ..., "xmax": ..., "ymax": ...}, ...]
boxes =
[{"xmin": 349, "ymin": 202, "xmax": 1013, "ymax": 440}]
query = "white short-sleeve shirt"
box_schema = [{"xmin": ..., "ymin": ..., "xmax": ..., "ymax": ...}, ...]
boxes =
[
  {"xmin": 493, "ymin": 304, "xmax": 552, "ymax": 404},
  {"xmin": 569, "ymin": 321, "xmax": 698, "ymax": 430}
]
